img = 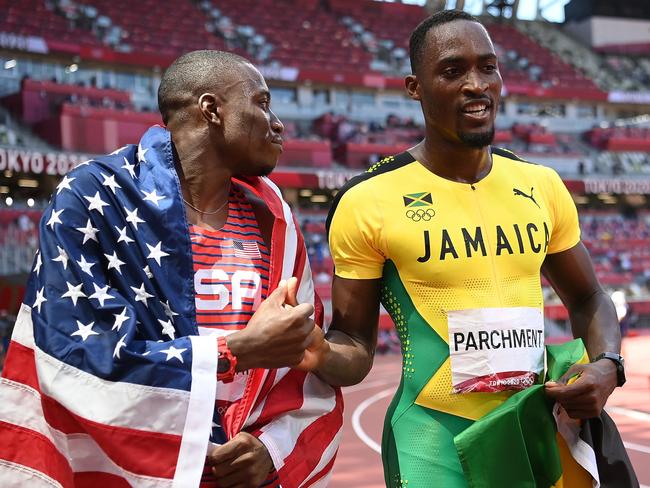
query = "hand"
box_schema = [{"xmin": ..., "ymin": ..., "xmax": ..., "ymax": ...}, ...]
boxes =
[
  {"xmin": 228, "ymin": 278, "xmax": 316, "ymax": 370},
  {"xmin": 206, "ymin": 432, "xmax": 273, "ymax": 488},
  {"xmin": 544, "ymin": 359, "xmax": 618, "ymax": 419},
  {"xmin": 294, "ymin": 326, "xmax": 331, "ymax": 372},
  {"xmin": 284, "ymin": 277, "xmax": 331, "ymax": 372}
]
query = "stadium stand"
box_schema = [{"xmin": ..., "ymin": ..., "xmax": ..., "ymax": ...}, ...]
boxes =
[{"xmin": 1, "ymin": 0, "xmax": 650, "ymax": 350}]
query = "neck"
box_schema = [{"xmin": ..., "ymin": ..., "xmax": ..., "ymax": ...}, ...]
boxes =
[
  {"xmin": 411, "ymin": 135, "xmax": 492, "ymax": 185},
  {"xmin": 170, "ymin": 127, "xmax": 231, "ymax": 214}
]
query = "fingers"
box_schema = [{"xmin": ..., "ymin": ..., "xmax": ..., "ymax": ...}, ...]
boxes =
[
  {"xmin": 207, "ymin": 438, "xmax": 245, "ymax": 466},
  {"xmin": 209, "ymin": 433, "xmax": 273, "ymax": 488},
  {"xmin": 545, "ymin": 378, "xmax": 591, "ymax": 401},
  {"xmin": 294, "ymin": 335, "xmax": 331, "ymax": 372},
  {"xmin": 212, "ymin": 452, "xmax": 262, "ymax": 486},
  {"xmin": 289, "ymin": 302, "xmax": 315, "ymax": 320},
  {"xmin": 285, "ymin": 276, "xmax": 299, "ymax": 307}
]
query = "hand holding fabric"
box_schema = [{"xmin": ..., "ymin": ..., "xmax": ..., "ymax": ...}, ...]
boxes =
[
  {"xmin": 206, "ymin": 432, "xmax": 274, "ymax": 488},
  {"xmin": 544, "ymin": 359, "xmax": 617, "ymax": 419}
]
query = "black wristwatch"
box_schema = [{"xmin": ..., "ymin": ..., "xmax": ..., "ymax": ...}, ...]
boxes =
[{"xmin": 592, "ymin": 352, "xmax": 626, "ymax": 387}]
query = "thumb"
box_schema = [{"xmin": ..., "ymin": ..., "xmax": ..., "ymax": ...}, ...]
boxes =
[
  {"xmin": 553, "ymin": 364, "xmax": 585, "ymax": 386},
  {"xmin": 267, "ymin": 280, "xmax": 288, "ymax": 305},
  {"xmin": 285, "ymin": 277, "xmax": 299, "ymax": 307}
]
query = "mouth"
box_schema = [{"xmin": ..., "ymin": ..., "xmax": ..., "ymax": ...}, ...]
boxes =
[
  {"xmin": 271, "ymin": 137, "xmax": 283, "ymax": 149},
  {"xmin": 460, "ymin": 100, "xmax": 492, "ymax": 121}
]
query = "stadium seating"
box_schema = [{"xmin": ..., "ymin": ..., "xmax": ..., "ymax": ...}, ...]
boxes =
[{"xmin": 586, "ymin": 127, "xmax": 650, "ymax": 152}]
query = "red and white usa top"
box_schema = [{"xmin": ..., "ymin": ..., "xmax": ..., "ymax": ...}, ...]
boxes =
[{"xmin": 190, "ymin": 185, "xmax": 271, "ymax": 330}]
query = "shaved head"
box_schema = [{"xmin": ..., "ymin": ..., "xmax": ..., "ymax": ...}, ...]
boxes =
[{"xmin": 157, "ymin": 50, "xmax": 252, "ymax": 124}]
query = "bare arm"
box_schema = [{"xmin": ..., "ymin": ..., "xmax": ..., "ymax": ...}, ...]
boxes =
[
  {"xmin": 542, "ymin": 242, "xmax": 620, "ymax": 358},
  {"xmin": 542, "ymin": 242, "xmax": 621, "ymax": 418},
  {"xmin": 314, "ymin": 275, "xmax": 382, "ymax": 387}
]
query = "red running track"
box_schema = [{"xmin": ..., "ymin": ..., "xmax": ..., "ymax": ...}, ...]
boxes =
[{"xmin": 330, "ymin": 335, "xmax": 650, "ymax": 487}]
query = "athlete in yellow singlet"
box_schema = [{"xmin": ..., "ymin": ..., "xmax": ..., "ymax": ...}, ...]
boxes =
[
  {"xmin": 309, "ymin": 10, "xmax": 624, "ymax": 488},
  {"xmin": 327, "ymin": 147, "xmax": 581, "ymax": 486}
]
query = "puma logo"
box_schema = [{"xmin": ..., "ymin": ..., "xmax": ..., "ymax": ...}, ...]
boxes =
[{"xmin": 513, "ymin": 187, "xmax": 540, "ymax": 208}]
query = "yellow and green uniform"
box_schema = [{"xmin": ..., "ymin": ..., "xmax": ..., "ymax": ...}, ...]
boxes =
[{"xmin": 327, "ymin": 148, "xmax": 582, "ymax": 487}]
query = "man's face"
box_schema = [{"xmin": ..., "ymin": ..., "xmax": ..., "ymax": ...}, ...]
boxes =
[
  {"xmin": 219, "ymin": 64, "xmax": 284, "ymax": 176},
  {"xmin": 410, "ymin": 20, "xmax": 502, "ymax": 148}
]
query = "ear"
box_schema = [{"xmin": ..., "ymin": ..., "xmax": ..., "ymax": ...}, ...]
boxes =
[
  {"xmin": 198, "ymin": 93, "xmax": 222, "ymax": 126},
  {"xmin": 405, "ymin": 74, "xmax": 421, "ymax": 101}
]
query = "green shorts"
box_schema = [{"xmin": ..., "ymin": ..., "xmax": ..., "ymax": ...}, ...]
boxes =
[{"xmin": 382, "ymin": 400, "xmax": 473, "ymax": 488}]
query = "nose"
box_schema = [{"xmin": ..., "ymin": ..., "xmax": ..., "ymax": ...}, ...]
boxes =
[
  {"xmin": 270, "ymin": 110, "xmax": 284, "ymax": 134},
  {"xmin": 462, "ymin": 68, "xmax": 489, "ymax": 95}
]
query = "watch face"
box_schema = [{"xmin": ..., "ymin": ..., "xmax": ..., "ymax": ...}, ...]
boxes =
[{"xmin": 217, "ymin": 357, "xmax": 231, "ymax": 374}]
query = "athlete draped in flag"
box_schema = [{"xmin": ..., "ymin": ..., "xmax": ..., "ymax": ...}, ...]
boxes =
[
  {"xmin": 0, "ymin": 51, "xmax": 342, "ymax": 487},
  {"xmin": 310, "ymin": 10, "xmax": 636, "ymax": 488}
]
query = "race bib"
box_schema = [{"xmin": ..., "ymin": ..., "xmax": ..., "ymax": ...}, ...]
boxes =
[{"xmin": 447, "ymin": 307, "xmax": 544, "ymax": 393}]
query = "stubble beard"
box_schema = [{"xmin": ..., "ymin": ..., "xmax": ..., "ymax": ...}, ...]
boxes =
[{"xmin": 459, "ymin": 126, "xmax": 495, "ymax": 148}]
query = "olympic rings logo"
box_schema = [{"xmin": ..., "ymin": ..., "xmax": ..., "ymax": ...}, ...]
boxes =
[{"xmin": 405, "ymin": 208, "xmax": 435, "ymax": 221}]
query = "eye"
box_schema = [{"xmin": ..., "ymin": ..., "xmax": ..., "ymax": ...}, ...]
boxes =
[
  {"xmin": 484, "ymin": 64, "xmax": 497, "ymax": 73},
  {"xmin": 442, "ymin": 67, "xmax": 461, "ymax": 78},
  {"xmin": 259, "ymin": 100, "xmax": 270, "ymax": 110}
]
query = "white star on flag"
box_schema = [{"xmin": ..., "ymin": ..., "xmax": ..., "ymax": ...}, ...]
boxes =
[
  {"xmin": 104, "ymin": 251, "xmax": 126, "ymax": 274},
  {"xmin": 110, "ymin": 145, "xmax": 128, "ymax": 155},
  {"xmin": 137, "ymin": 144, "xmax": 148, "ymax": 163},
  {"xmin": 146, "ymin": 241, "xmax": 169, "ymax": 266},
  {"xmin": 115, "ymin": 225, "xmax": 134, "ymax": 244},
  {"xmin": 46, "ymin": 208, "xmax": 64, "ymax": 229},
  {"xmin": 89, "ymin": 283, "xmax": 114, "ymax": 307},
  {"xmin": 56, "ymin": 175, "xmax": 75, "ymax": 194},
  {"xmin": 34, "ymin": 252, "xmax": 42, "ymax": 275},
  {"xmin": 84, "ymin": 191, "xmax": 110, "ymax": 215},
  {"xmin": 158, "ymin": 319, "xmax": 176, "ymax": 339},
  {"xmin": 143, "ymin": 265, "xmax": 153, "ymax": 279},
  {"xmin": 162, "ymin": 300, "xmax": 179, "ymax": 319},
  {"xmin": 131, "ymin": 283, "xmax": 154, "ymax": 305},
  {"xmin": 52, "ymin": 246, "xmax": 69, "ymax": 269},
  {"xmin": 122, "ymin": 157, "xmax": 136, "ymax": 179},
  {"xmin": 142, "ymin": 188, "xmax": 165, "ymax": 207},
  {"xmin": 112, "ymin": 307, "xmax": 130, "ymax": 332},
  {"xmin": 158, "ymin": 345, "xmax": 187, "ymax": 363},
  {"xmin": 33, "ymin": 287, "xmax": 47, "ymax": 313},
  {"xmin": 101, "ymin": 172, "xmax": 122, "ymax": 194},
  {"xmin": 125, "ymin": 206, "xmax": 145, "ymax": 230},
  {"xmin": 77, "ymin": 255, "xmax": 95, "ymax": 277},
  {"xmin": 71, "ymin": 320, "xmax": 99, "ymax": 341},
  {"xmin": 61, "ymin": 281, "xmax": 86, "ymax": 306},
  {"xmin": 75, "ymin": 219, "xmax": 99, "ymax": 244},
  {"xmin": 113, "ymin": 334, "xmax": 128, "ymax": 359}
]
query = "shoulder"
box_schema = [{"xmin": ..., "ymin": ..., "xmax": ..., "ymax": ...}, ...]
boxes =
[
  {"xmin": 491, "ymin": 146, "xmax": 560, "ymax": 181},
  {"xmin": 62, "ymin": 145, "xmax": 138, "ymax": 192},
  {"xmin": 326, "ymin": 151, "xmax": 416, "ymax": 231}
]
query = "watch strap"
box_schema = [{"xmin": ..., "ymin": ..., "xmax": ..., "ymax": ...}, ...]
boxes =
[{"xmin": 592, "ymin": 352, "xmax": 626, "ymax": 387}]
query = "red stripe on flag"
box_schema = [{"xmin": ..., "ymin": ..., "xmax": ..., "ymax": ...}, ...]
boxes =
[
  {"xmin": 252, "ymin": 371, "xmax": 308, "ymax": 423},
  {"xmin": 304, "ymin": 454, "xmax": 337, "ymax": 487},
  {"xmin": 278, "ymin": 388, "xmax": 343, "ymax": 486},
  {"xmin": 41, "ymin": 394, "xmax": 180, "ymax": 479},
  {"xmin": 4, "ymin": 340, "xmax": 181, "ymax": 480},
  {"xmin": 2, "ymin": 340, "xmax": 40, "ymax": 391},
  {"xmin": 0, "ymin": 419, "xmax": 74, "ymax": 486},
  {"xmin": 73, "ymin": 471, "xmax": 134, "ymax": 488}
]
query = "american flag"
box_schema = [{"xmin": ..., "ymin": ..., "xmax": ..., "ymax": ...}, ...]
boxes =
[
  {"xmin": 0, "ymin": 126, "xmax": 342, "ymax": 488},
  {"xmin": 232, "ymin": 239, "xmax": 262, "ymax": 258}
]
